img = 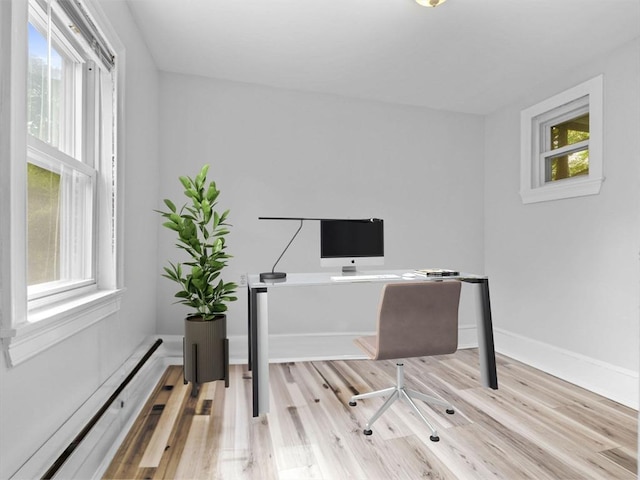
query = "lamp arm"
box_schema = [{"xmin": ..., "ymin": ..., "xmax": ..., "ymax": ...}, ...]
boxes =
[{"xmin": 270, "ymin": 219, "xmax": 304, "ymax": 274}]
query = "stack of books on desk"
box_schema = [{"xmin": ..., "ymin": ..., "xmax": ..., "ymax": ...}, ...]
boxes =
[{"xmin": 413, "ymin": 268, "xmax": 460, "ymax": 277}]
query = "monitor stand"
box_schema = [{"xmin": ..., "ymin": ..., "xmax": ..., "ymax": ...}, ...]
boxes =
[{"xmin": 341, "ymin": 265, "xmax": 357, "ymax": 274}]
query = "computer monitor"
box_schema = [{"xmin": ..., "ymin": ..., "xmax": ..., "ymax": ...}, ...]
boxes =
[{"xmin": 320, "ymin": 218, "xmax": 384, "ymax": 273}]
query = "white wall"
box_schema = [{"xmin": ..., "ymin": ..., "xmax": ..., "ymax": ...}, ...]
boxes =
[
  {"xmin": 157, "ymin": 73, "xmax": 485, "ymax": 344},
  {"xmin": 485, "ymin": 38, "xmax": 640, "ymax": 408},
  {"xmin": 0, "ymin": 1, "xmax": 161, "ymax": 478}
]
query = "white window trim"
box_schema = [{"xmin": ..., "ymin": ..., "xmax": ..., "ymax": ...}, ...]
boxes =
[
  {"xmin": 0, "ymin": 290, "xmax": 124, "ymax": 366},
  {"xmin": 520, "ymin": 75, "xmax": 604, "ymax": 204},
  {"xmin": 0, "ymin": 0, "xmax": 125, "ymax": 367}
]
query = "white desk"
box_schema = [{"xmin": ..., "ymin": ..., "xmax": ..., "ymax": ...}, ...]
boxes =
[{"xmin": 247, "ymin": 270, "xmax": 498, "ymax": 417}]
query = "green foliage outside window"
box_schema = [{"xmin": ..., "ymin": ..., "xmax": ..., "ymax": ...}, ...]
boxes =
[
  {"xmin": 548, "ymin": 113, "xmax": 589, "ymax": 181},
  {"xmin": 27, "ymin": 22, "xmax": 62, "ymax": 147},
  {"xmin": 27, "ymin": 163, "xmax": 60, "ymax": 285}
]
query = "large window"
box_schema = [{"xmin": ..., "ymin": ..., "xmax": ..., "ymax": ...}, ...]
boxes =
[
  {"xmin": 26, "ymin": 0, "xmax": 103, "ymax": 303},
  {"xmin": 1, "ymin": 0, "xmax": 121, "ymax": 366},
  {"xmin": 520, "ymin": 76, "xmax": 603, "ymax": 204}
]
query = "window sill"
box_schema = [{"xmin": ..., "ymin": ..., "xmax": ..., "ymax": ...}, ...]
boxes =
[
  {"xmin": 520, "ymin": 176, "xmax": 604, "ymax": 204},
  {"xmin": 1, "ymin": 289, "xmax": 124, "ymax": 367}
]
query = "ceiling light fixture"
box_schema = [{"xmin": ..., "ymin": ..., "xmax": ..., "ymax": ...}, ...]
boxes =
[{"xmin": 415, "ymin": 0, "xmax": 448, "ymax": 7}]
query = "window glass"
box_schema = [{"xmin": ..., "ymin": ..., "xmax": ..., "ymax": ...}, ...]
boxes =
[
  {"xmin": 546, "ymin": 112, "xmax": 590, "ymax": 182},
  {"xmin": 546, "ymin": 150, "xmax": 589, "ymax": 182},
  {"xmin": 27, "ymin": 22, "xmax": 64, "ymax": 150},
  {"xmin": 550, "ymin": 113, "xmax": 590, "ymax": 150},
  {"xmin": 27, "ymin": 158, "xmax": 94, "ymax": 294},
  {"xmin": 27, "ymin": 163, "xmax": 61, "ymax": 285}
]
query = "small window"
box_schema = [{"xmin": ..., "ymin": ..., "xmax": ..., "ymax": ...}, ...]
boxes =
[{"xmin": 520, "ymin": 76, "xmax": 603, "ymax": 204}]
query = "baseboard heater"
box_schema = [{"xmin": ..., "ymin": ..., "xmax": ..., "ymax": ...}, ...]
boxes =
[{"xmin": 41, "ymin": 338, "xmax": 164, "ymax": 480}]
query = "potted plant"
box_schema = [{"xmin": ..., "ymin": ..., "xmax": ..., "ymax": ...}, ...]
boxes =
[{"xmin": 157, "ymin": 164, "xmax": 237, "ymax": 396}]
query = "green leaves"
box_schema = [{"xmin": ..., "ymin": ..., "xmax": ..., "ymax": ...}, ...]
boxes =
[
  {"xmin": 206, "ymin": 184, "xmax": 219, "ymax": 203},
  {"xmin": 201, "ymin": 198, "xmax": 212, "ymax": 224},
  {"xmin": 163, "ymin": 221, "xmax": 179, "ymax": 232},
  {"xmin": 157, "ymin": 164, "xmax": 237, "ymax": 321},
  {"xmin": 163, "ymin": 199, "xmax": 176, "ymax": 212},
  {"xmin": 179, "ymin": 175, "xmax": 191, "ymax": 190}
]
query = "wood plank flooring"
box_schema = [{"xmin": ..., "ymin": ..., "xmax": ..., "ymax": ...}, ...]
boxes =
[{"xmin": 103, "ymin": 350, "xmax": 637, "ymax": 479}]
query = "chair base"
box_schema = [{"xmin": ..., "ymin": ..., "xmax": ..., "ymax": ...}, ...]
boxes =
[{"xmin": 349, "ymin": 362, "xmax": 454, "ymax": 441}]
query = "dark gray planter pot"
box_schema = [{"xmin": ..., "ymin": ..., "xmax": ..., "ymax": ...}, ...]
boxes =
[{"xmin": 183, "ymin": 314, "xmax": 229, "ymax": 396}]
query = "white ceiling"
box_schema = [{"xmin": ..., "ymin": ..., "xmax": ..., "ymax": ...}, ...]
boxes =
[{"xmin": 125, "ymin": 0, "xmax": 640, "ymax": 114}]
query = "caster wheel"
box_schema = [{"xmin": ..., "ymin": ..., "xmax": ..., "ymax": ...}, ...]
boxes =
[
  {"xmin": 363, "ymin": 429, "xmax": 373, "ymax": 436},
  {"xmin": 446, "ymin": 409, "xmax": 455, "ymax": 415},
  {"xmin": 349, "ymin": 401, "xmax": 357, "ymax": 407},
  {"xmin": 430, "ymin": 435, "xmax": 440, "ymax": 442}
]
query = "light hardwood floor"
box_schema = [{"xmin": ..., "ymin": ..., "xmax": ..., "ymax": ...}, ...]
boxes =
[{"xmin": 104, "ymin": 350, "xmax": 637, "ymax": 479}]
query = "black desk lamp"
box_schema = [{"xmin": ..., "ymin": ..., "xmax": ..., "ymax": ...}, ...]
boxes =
[{"xmin": 259, "ymin": 217, "xmax": 306, "ymax": 282}]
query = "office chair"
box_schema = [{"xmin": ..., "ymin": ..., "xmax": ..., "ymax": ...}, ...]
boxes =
[{"xmin": 348, "ymin": 280, "xmax": 461, "ymax": 442}]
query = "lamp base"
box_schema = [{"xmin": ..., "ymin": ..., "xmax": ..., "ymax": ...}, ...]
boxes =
[{"xmin": 259, "ymin": 271, "xmax": 287, "ymax": 282}]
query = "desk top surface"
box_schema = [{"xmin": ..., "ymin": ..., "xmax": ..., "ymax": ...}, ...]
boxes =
[{"xmin": 247, "ymin": 269, "xmax": 487, "ymax": 289}]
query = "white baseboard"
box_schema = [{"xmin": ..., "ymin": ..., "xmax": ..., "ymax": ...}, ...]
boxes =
[
  {"xmin": 494, "ymin": 328, "xmax": 638, "ymax": 410},
  {"xmin": 458, "ymin": 324, "xmax": 478, "ymax": 350},
  {"xmin": 162, "ymin": 324, "xmax": 479, "ymax": 365},
  {"xmin": 90, "ymin": 344, "xmax": 173, "ymax": 480}
]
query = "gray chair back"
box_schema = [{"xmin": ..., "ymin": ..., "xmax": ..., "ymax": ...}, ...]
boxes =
[{"xmin": 372, "ymin": 281, "xmax": 461, "ymax": 360}]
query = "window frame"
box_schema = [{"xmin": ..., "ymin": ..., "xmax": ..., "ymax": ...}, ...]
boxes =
[
  {"xmin": 520, "ymin": 75, "xmax": 604, "ymax": 204},
  {"xmin": 0, "ymin": 0, "xmax": 124, "ymax": 367}
]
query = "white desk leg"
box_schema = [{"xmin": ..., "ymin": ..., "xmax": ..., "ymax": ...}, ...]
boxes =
[{"xmin": 257, "ymin": 291, "xmax": 270, "ymax": 414}]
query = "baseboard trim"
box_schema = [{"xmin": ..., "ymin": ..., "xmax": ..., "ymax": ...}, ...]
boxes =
[
  {"xmin": 161, "ymin": 325, "xmax": 479, "ymax": 365},
  {"xmin": 494, "ymin": 328, "xmax": 638, "ymax": 410},
  {"xmin": 11, "ymin": 336, "xmax": 169, "ymax": 480},
  {"xmin": 90, "ymin": 344, "xmax": 173, "ymax": 479}
]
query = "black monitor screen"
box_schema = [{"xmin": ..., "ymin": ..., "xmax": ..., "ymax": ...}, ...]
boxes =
[{"xmin": 320, "ymin": 219, "xmax": 384, "ymax": 258}]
